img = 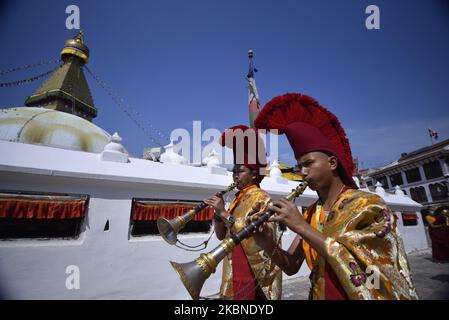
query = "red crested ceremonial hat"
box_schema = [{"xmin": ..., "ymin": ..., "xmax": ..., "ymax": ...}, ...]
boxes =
[
  {"xmin": 254, "ymin": 93, "xmax": 357, "ymax": 189},
  {"xmin": 220, "ymin": 125, "xmax": 267, "ymax": 184}
]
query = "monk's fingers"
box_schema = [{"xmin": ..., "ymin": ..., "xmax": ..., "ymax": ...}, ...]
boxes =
[
  {"xmin": 276, "ymin": 199, "xmax": 298, "ymax": 214},
  {"xmin": 268, "ymin": 214, "xmax": 283, "ymax": 223},
  {"xmin": 273, "ymin": 199, "xmax": 291, "ymax": 211},
  {"xmin": 269, "ymin": 203, "xmax": 284, "ymax": 213},
  {"xmin": 278, "ymin": 197, "xmax": 290, "ymax": 204},
  {"xmin": 279, "ymin": 198, "xmax": 295, "ymax": 209},
  {"xmin": 204, "ymin": 197, "xmax": 215, "ymax": 204}
]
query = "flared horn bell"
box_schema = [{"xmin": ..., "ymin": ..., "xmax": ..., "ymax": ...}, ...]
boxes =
[
  {"xmin": 157, "ymin": 183, "xmax": 237, "ymax": 245},
  {"xmin": 170, "ymin": 238, "xmax": 234, "ymax": 299},
  {"xmin": 170, "ymin": 260, "xmax": 210, "ymax": 300},
  {"xmin": 157, "ymin": 217, "xmax": 181, "ymax": 245}
]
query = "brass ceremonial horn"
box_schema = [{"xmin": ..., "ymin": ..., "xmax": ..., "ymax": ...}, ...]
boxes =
[
  {"xmin": 157, "ymin": 182, "xmax": 237, "ymax": 245},
  {"xmin": 170, "ymin": 181, "xmax": 308, "ymax": 300}
]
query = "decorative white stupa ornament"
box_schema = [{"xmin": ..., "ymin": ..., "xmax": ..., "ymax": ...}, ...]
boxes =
[
  {"xmin": 395, "ymin": 185, "xmax": 405, "ymax": 196},
  {"xmin": 204, "ymin": 148, "xmax": 220, "ymax": 168},
  {"xmin": 375, "ymin": 181, "xmax": 385, "ymax": 195},
  {"xmin": 160, "ymin": 140, "xmax": 188, "ymax": 165},
  {"xmin": 203, "ymin": 148, "xmax": 227, "ymax": 175},
  {"xmin": 100, "ymin": 132, "xmax": 129, "ymax": 163},
  {"xmin": 266, "ymin": 159, "xmax": 287, "ymax": 184},
  {"xmin": 270, "ymin": 159, "xmax": 282, "ymax": 178}
]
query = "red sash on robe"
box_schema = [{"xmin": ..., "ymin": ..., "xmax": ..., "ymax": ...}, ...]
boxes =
[
  {"xmin": 231, "ymin": 244, "xmax": 258, "ymax": 300},
  {"xmin": 324, "ymin": 262, "xmax": 348, "ymax": 300}
]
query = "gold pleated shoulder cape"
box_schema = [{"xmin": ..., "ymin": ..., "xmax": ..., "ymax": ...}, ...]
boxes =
[{"xmin": 304, "ymin": 189, "xmax": 418, "ymax": 300}]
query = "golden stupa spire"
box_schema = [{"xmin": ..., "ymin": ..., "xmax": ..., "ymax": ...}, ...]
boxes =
[{"xmin": 25, "ymin": 31, "xmax": 97, "ymax": 121}]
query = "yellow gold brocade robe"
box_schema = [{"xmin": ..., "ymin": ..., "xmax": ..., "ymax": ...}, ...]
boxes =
[
  {"xmin": 220, "ymin": 184, "xmax": 282, "ymax": 300},
  {"xmin": 303, "ymin": 189, "xmax": 418, "ymax": 300}
]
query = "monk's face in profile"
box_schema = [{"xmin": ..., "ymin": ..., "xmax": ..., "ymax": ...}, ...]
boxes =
[
  {"xmin": 296, "ymin": 151, "xmax": 338, "ymax": 191},
  {"xmin": 232, "ymin": 165, "xmax": 257, "ymax": 190}
]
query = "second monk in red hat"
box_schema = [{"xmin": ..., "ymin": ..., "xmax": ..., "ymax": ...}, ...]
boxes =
[{"xmin": 204, "ymin": 125, "xmax": 282, "ymax": 300}]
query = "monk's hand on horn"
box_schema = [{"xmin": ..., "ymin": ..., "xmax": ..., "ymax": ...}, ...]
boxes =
[
  {"xmin": 268, "ymin": 198, "xmax": 305, "ymax": 231},
  {"xmin": 204, "ymin": 195, "xmax": 225, "ymax": 214}
]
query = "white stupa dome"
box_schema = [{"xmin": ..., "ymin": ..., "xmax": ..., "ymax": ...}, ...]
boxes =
[{"xmin": 0, "ymin": 107, "xmax": 112, "ymax": 153}]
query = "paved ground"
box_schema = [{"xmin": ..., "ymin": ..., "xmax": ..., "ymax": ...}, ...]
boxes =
[{"xmin": 282, "ymin": 249, "xmax": 449, "ymax": 300}]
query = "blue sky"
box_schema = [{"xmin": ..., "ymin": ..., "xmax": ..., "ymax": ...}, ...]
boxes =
[{"xmin": 1, "ymin": 0, "xmax": 448, "ymax": 169}]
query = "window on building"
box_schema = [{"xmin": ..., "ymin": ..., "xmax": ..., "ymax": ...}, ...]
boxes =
[
  {"xmin": 409, "ymin": 188, "xmax": 416, "ymax": 201},
  {"xmin": 129, "ymin": 199, "xmax": 214, "ymax": 237},
  {"xmin": 409, "ymin": 186, "xmax": 428, "ymax": 203},
  {"xmin": 405, "ymin": 168, "xmax": 421, "ymax": 183},
  {"xmin": 429, "ymin": 183, "xmax": 448, "ymax": 202},
  {"xmin": 377, "ymin": 176, "xmax": 389, "ymax": 189},
  {"xmin": 401, "ymin": 212, "xmax": 419, "ymax": 226},
  {"xmin": 389, "ymin": 173, "xmax": 403, "ymax": 186},
  {"xmin": 366, "ymin": 181, "xmax": 373, "ymax": 187},
  {"xmin": 0, "ymin": 191, "xmax": 88, "ymax": 240},
  {"xmin": 418, "ymin": 186, "xmax": 428, "ymax": 203},
  {"xmin": 423, "ymin": 160, "xmax": 443, "ymax": 180}
]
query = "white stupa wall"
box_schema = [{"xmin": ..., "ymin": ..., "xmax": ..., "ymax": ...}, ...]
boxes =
[{"xmin": 0, "ymin": 140, "xmax": 427, "ymax": 298}]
